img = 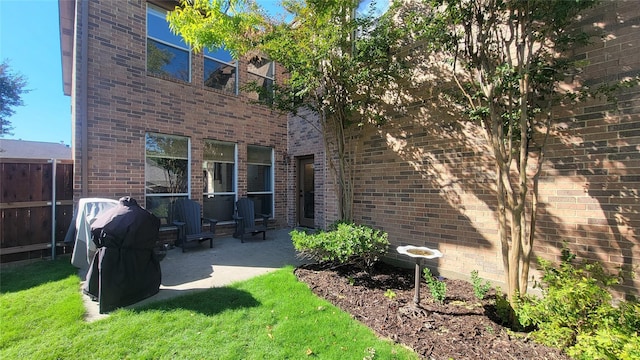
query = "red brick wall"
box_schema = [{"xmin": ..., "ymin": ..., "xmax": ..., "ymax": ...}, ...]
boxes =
[
  {"xmin": 71, "ymin": 0, "xmax": 288, "ymax": 231},
  {"xmin": 347, "ymin": 0, "xmax": 638, "ymax": 298},
  {"xmin": 287, "ymin": 110, "xmax": 339, "ymax": 229}
]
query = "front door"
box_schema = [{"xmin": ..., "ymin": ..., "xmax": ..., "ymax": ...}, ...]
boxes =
[{"xmin": 297, "ymin": 157, "xmax": 315, "ymax": 228}]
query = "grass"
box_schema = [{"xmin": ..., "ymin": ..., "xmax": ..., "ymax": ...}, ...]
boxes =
[{"xmin": 1, "ymin": 258, "xmax": 417, "ymax": 359}]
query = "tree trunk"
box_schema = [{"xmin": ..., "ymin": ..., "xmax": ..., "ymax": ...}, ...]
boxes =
[{"xmin": 322, "ymin": 110, "xmax": 354, "ymax": 223}]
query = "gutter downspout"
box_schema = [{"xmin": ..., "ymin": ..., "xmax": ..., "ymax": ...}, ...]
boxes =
[{"xmin": 80, "ymin": 0, "xmax": 89, "ymax": 197}]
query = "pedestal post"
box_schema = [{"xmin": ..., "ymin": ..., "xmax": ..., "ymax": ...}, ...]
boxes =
[{"xmin": 413, "ymin": 260, "xmax": 421, "ymax": 304}]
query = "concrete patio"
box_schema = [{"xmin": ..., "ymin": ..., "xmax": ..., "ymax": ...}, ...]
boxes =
[{"xmin": 80, "ymin": 228, "xmax": 307, "ymax": 322}]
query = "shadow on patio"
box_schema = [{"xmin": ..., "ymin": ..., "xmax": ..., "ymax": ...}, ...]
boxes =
[{"xmin": 81, "ymin": 228, "xmax": 307, "ymax": 321}]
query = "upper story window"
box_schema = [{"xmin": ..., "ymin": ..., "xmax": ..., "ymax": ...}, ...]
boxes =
[
  {"xmin": 247, "ymin": 56, "xmax": 274, "ymax": 103},
  {"xmin": 147, "ymin": 4, "xmax": 191, "ymax": 82},
  {"xmin": 204, "ymin": 48, "xmax": 237, "ymax": 94}
]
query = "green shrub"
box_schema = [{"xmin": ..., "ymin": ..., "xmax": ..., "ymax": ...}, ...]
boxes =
[
  {"xmin": 515, "ymin": 248, "xmax": 638, "ymax": 359},
  {"xmin": 568, "ymin": 301, "xmax": 640, "ymax": 360},
  {"xmin": 290, "ymin": 222, "xmax": 389, "ymax": 270},
  {"xmin": 327, "ymin": 219, "xmax": 353, "ymax": 231},
  {"xmin": 494, "ymin": 286, "xmax": 513, "ymax": 326},
  {"xmin": 471, "ymin": 270, "xmax": 492, "ymax": 300},
  {"xmin": 570, "ymin": 326, "xmax": 640, "ymax": 360},
  {"xmin": 423, "ymin": 267, "xmax": 446, "ymax": 304}
]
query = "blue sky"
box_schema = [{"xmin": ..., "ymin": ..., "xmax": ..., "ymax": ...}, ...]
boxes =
[
  {"xmin": 1, "ymin": 0, "xmax": 71, "ymax": 145},
  {"xmin": 0, "ymin": 0, "xmax": 387, "ymax": 147}
]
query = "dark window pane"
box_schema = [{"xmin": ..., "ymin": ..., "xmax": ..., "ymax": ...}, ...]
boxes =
[
  {"xmin": 247, "ymin": 145, "xmax": 272, "ymax": 215},
  {"xmin": 147, "ymin": 5, "xmax": 188, "ymax": 49},
  {"xmin": 247, "ymin": 56, "xmax": 274, "ymax": 103},
  {"xmin": 146, "ymin": 195, "xmax": 186, "ymax": 226},
  {"xmin": 247, "ymin": 164, "xmax": 272, "ymax": 192},
  {"xmin": 247, "ymin": 194, "xmax": 273, "ymax": 216},
  {"xmin": 204, "ymin": 47, "xmax": 233, "ymax": 63},
  {"xmin": 203, "ymin": 162, "xmax": 234, "ymax": 193},
  {"xmin": 203, "ymin": 141, "xmax": 235, "ymax": 162},
  {"xmin": 247, "ymin": 145, "xmax": 272, "ymax": 164},
  {"xmin": 147, "ymin": 40, "xmax": 190, "ymax": 81},
  {"xmin": 246, "ymin": 72, "xmax": 273, "ymax": 103},
  {"xmin": 203, "ymin": 194, "xmax": 235, "ymax": 222},
  {"xmin": 145, "ymin": 157, "xmax": 189, "ymax": 194},
  {"xmin": 304, "ymin": 162, "xmax": 315, "ymax": 218},
  {"xmin": 204, "ymin": 58, "xmax": 236, "ymax": 93},
  {"xmin": 146, "ymin": 133, "xmax": 189, "ymax": 158},
  {"xmin": 248, "ymin": 56, "xmax": 274, "ymax": 78}
]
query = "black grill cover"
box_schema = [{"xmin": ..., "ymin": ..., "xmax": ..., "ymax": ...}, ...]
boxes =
[{"xmin": 84, "ymin": 197, "xmax": 161, "ymax": 313}]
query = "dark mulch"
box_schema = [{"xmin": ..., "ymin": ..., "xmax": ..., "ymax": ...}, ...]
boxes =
[{"xmin": 294, "ymin": 262, "xmax": 569, "ymax": 360}]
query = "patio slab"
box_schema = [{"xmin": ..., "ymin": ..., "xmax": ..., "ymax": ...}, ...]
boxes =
[{"xmin": 80, "ymin": 228, "xmax": 306, "ymax": 322}]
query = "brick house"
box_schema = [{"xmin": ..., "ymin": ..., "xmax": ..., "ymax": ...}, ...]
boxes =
[
  {"xmin": 60, "ymin": 1, "xmax": 638, "ymax": 297},
  {"xmin": 59, "ymin": 0, "xmax": 300, "ymax": 239}
]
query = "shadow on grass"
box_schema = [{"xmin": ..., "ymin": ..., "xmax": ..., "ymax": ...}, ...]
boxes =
[
  {"xmin": 0, "ymin": 257, "xmax": 79, "ymax": 294},
  {"xmin": 133, "ymin": 287, "xmax": 261, "ymax": 316}
]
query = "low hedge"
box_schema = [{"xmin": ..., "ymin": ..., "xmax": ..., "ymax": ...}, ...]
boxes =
[{"xmin": 290, "ymin": 222, "xmax": 389, "ymax": 270}]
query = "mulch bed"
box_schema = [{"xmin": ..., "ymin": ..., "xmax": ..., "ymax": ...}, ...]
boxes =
[{"xmin": 294, "ymin": 262, "xmax": 570, "ymax": 360}]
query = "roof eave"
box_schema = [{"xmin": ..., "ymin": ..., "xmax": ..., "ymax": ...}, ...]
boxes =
[{"xmin": 59, "ymin": 0, "xmax": 75, "ymax": 96}]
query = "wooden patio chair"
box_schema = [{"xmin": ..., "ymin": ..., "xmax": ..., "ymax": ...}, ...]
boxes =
[
  {"xmin": 233, "ymin": 197, "xmax": 270, "ymax": 243},
  {"xmin": 171, "ymin": 198, "xmax": 218, "ymax": 252}
]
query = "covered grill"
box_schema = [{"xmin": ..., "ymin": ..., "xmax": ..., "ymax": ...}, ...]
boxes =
[{"xmin": 84, "ymin": 197, "xmax": 162, "ymax": 313}]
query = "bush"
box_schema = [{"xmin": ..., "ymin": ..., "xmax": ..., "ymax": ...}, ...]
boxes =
[
  {"xmin": 494, "ymin": 287, "xmax": 513, "ymax": 326},
  {"xmin": 327, "ymin": 219, "xmax": 352, "ymax": 231},
  {"xmin": 515, "ymin": 248, "xmax": 638, "ymax": 359},
  {"xmin": 290, "ymin": 222, "xmax": 389, "ymax": 270},
  {"xmin": 471, "ymin": 270, "xmax": 492, "ymax": 300},
  {"xmin": 423, "ymin": 267, "xmax": 446, "ymax": 304}
]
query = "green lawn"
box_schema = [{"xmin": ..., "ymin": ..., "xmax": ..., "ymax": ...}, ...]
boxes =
[{"xmin": 0, "ymin": 258, "xmax": 417, "ymax": 359}]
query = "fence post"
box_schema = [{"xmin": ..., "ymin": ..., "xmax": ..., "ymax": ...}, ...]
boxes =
[{"xmin": 50, "ymin": 159, "xmax": 58, "ymax": 260}]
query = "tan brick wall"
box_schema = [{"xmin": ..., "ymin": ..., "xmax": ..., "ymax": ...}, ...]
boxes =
[
  {"xmin": 305, "ymin": 1, "xmax": 639, "ymax": 298},
  {"xmin": 538, "ymin": 0, "xmax": 640, "ymax": 297},
  {"xmin": 352, "ymin": 116, "xmax": 507, "ymax": 281},
  {"xmin": 72, "ymin": 0, "xmax": 288, "ymax": 232}
]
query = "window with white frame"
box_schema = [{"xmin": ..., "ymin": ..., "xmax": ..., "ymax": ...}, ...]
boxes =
[
  {"xmin": 247, "ymin": 145, "xmax": 274, "ymax": 217},
  {"xmin": 204, "ymin": 48, "xmax": 237, "ymax": 94},
  {"xmin": 147, "ymin": 4, "xmax": 191, "ymax": 82},
  {"xmin": 203, "ymin": 140, "xmax": 236, "ymax": 222},
  {"xmin": 247, "ymin": 55, "xmax": 274, "ymax": 103},
  {"xmin": 145, "ymin": 133, "xmax": 190, "ymax": 226}
]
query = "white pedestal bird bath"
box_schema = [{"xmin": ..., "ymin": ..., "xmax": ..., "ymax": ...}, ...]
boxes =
[{"xmin": 396, "ymin": 245, "xmax": 443, "ymax": 305}]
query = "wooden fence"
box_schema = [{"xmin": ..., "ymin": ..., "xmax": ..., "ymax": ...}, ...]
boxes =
[{"xmin": 0, "ymin": 158, "xmax": 74, "ymax": 263}]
